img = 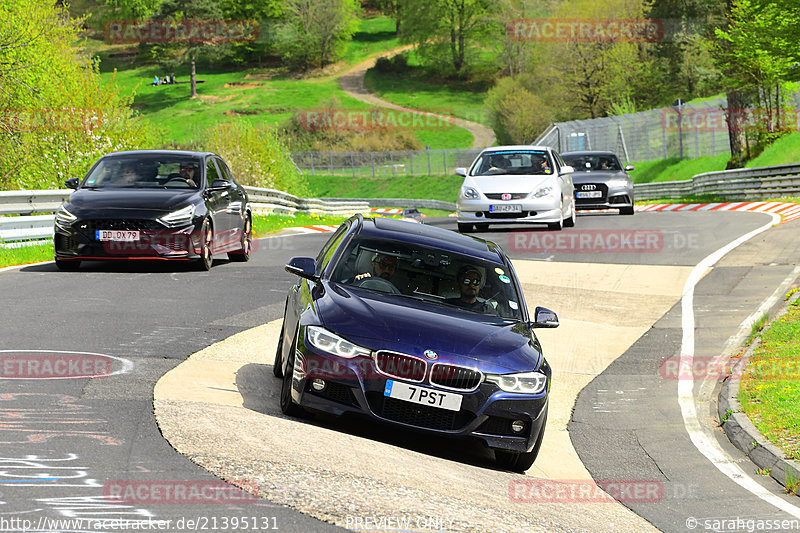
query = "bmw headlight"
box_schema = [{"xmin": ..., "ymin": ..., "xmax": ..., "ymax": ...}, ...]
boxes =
[
  {"xmin": 158, "ymin": 205, "xmax": 195, "ymax": 228},
  {"xmin": 531, "ymin": 186, "xmax": 553, "ymax": 199},
  {"xmin": 485, "ymin": 371, "xmax": 547, "ymax": 394},
  {"xmin": 461, "ymin": 186, "xmax": 480, "ymax": 200},
  {"xmin": 306, "ymin": 326, "xmax": 371, "ymax": 359},
  {"xmin": 55, "ymin": 205, "xmax": 77, "ymax": 227}
]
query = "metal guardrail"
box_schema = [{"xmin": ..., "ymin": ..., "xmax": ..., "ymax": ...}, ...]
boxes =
[
  {"xmin": 0, "ymin": 187, "xmax": 369, "ymax": 246},
  {"xmin": 322, "ymin": 197, "xmax": 457, "ymax": 211},
  {"xmin": 634, "ymin": 163, "xmax": 800, "ymax": 201}
]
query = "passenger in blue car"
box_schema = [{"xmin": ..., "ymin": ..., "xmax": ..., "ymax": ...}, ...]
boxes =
[{"xmin": 446, "ymin": 265, "xmax": 497, "ymax": 315}]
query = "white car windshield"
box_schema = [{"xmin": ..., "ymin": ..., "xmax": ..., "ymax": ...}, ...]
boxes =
[{"xmin": 471, "ymin": 150, "xmax": 553, "ymax": 176}]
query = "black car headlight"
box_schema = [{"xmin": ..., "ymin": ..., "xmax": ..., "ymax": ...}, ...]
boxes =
[
  {"xmin": 306, "ymin": 326, "xmax": 371, "ymax": 359},
  {"xmin": 158, "ymin": 205, "xmax": 195, "ymax": 228},
  {"xmin": 485, "ymin": 371, "xmax": 547, "ymax": 394},
  {"xmin": 55, "ymin": 205, "xmax": 77, "ymax": 227}
]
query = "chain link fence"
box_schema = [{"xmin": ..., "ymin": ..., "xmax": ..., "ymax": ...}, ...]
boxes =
[
  {"xmin": 534, "ymin": 97, "xmax": 745, "ymax": 163},
  {"xmin": 291, "ymin": 148, "xmax": 485, "ymax": 177}
]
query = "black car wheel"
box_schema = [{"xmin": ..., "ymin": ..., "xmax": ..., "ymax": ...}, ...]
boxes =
[
  {"xmin": 457, "ymin": 223, "xmax": 473, "ymax": 233},
  {"xmin": 475, "ymin": 223, "xmax": 490, "ymax": 232},
  {"xmin": 494, "ymin": 413, "xmax": 547, "ymax": 473},
  {"xmin": 564, "ymin": 201, "xmax": 576, "ymax": 227},
  {"xmin": 195, "ymin": 220, "xmax": 213, "ymax": 271},
  {"xmin": 620, "ymin": 205, "xmax": 635, "ymax": 215},
  {"xmin": 228, "ymin": 215, "xmax": 252, "ymax": 262},
  {"xmin": 55, "ymin": 258, "xmax": 80, "ymax": 271},
  {"xmin": 279, "ymin": 339, "xmax": 305, "ymax": 417}
]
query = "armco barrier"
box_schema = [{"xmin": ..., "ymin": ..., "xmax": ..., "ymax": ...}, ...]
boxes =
[
  {"xmin": 634, "ymin": 163, "xmax": 800, "ymax": 201},
  {"xmin": 0, "ymin": 186, "xmax": 369, "ymax": 246}
]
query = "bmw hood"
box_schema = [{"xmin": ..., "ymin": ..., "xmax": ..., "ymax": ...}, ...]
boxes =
[
  {"xmin": 67, "ymin": 188, "xmax": 197, "ymax": 212},
  {"xmin": 465, "ymin": 175, "xmax": 553, "ymax": 194},
  {"xmin": 317, "ymin": 283, "xmax": 543, "ymax": 373}
]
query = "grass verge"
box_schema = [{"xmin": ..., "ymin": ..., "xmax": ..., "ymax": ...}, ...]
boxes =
[
  {"xmin": 305, "ymin": 173, "xmax": 460, "ymax": 201},
  {"xmin": 738, "ymin": 298, "xmax": 800, "ymax": 462}
]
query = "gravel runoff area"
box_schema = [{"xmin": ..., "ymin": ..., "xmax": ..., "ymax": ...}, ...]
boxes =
[{"xmin": 154, "ymin": 260, "xmax": 696, "ymax": 532}]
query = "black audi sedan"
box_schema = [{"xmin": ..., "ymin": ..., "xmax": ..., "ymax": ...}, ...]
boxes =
[
  {"xmin": 53, "ymin": 150, "xmax": 251, "ymax": 270},
  {"xmin": 561, "ymin": 150, "xmax": 635, "ymax": 215},
  {"xmin": 275, "ymin": 215, "xmax": 558, "ymax": 472}
]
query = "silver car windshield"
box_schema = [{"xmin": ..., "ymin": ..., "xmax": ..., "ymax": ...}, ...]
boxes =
[
  {"xmin": 562, "ymin": 154, "xmax": 622, "ymax": 171},
  {"xmin": 331, "ymin": 237, "xmax": 524, "ymax": 320},
  {"xmin": 471, "ymin": 151, "xmax": 553, "ymax": 176}
]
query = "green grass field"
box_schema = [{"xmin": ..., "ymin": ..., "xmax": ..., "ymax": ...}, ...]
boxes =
[
  {"xmin": 739, "ymin": 299, "xmax": 800, "ymax": 463},
  {"xmin": 305, "ymin": 173, "xmax": 459, "ymax": 201}
]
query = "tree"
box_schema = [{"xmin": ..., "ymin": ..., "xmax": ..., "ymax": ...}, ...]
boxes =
[
  {"xmin": 276, "ymin": 0, "xmax": 360, "ymax": 70},
  {"xmin": 401, "ymin": 0, "xmax": 494, "ymax": 76}
]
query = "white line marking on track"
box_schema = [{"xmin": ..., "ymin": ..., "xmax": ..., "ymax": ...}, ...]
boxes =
[{"xmin": 678, "ymin": 212, "xmax": 800, "ymax": 518}]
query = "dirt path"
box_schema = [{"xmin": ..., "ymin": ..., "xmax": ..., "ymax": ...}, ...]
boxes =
[{"xmin": 337, "ymin": 46, "xmax": 496, "ymax": 149}]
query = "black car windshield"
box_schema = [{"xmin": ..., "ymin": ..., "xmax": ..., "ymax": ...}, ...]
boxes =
[
  {"xmin": 471, "ymin": 150, "xmax": 553, "ymax": 176},
  {"xmin": 562, "ymin": 154, "xmax": 622, "ymax": 171},
  {"xmin": 82, "ymin": 156, "xmax": 203, "ymax": 189},
  {"xmin": 330, "ymin": 236, "xmax": 524, "ymax": 320}
]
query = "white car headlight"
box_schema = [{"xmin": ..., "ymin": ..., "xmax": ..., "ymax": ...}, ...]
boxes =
[
  {"xmin": 55, "ymin": 205, "xmax": 77, "ymax": 226},
  {"xmin": 531, "ymin": 186, "xmax": 553, "ymax": 199},
  {"xmin": 485, "ymin": 371, "xmax": 547, "ymax": 394},
  {"xmin": 461, "ymin": 186, "xmax": 480, "ymax": 200},
  {"xmin": 306, "ymin": 326, "xmax": 371, "ymax": 359},
  {"xmin": 158, "ymin": 205, "xmax": 195, "ymax": 228},
  {"xmin": 606, "ymin": 178, "xmax": 630, "ymax": 188}
]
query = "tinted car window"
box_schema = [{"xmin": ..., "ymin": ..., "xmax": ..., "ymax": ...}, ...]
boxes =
[
  {"xmin": 206, "ymin": 159, "xmax": 221, "ymax": 183},
  {"xmin": 470, "ymin": 150, "xmax": 553, "ymax": 176},
  {"xmin": 82, "ymin": 155, "xmax": 203, "ymax": 189},
  {"xmin": 562, "ymin": 154, "xmax": 622, "ymax": 171},
  {"xmin": 316, "ymin": 223, "xmax": 350, "ymax": 275},
  {"xmin": 330, "ymin": 236, "xmax": 523, "ymax": 320}
]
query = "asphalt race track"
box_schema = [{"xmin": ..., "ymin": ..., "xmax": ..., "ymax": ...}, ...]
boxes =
[{"xmin": 1, "ymin": 209, "xmax": 799, "ymax": 533}]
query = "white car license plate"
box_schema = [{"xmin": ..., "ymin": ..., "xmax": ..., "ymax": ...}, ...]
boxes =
[
  {"xmin": 489, "ymin": 204, "xmax": 522, "ymax": 213},
  {"xmin": 576, "ymin": 191, "xmax": 603, "ymax": 199},
  {"xmin": 383, "ymin": 379, "xmax": 462, "ymax": 412},
  {"xmin": 96, "ymin": 230, "xmax": 139, "ymax": 242}
]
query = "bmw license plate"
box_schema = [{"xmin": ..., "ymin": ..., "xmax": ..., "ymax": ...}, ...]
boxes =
[
  {"xmin": 96, "ymin": 230, "xmax": 139, "ymax": 242},
  {"xmin": 576, "ymin": 191, "xmax": 603, "ymax": 199},
  {"xmin": 384, "ymin": 379, "xmax": 462, "ymax": 411},
  {"xmin": 489, "ymin": 204, "xmax": 522, "ymax": 213}
]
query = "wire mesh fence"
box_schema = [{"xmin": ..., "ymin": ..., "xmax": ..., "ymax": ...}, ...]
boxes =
[{"xmin": 290, "ymin": 148, "xmax": 485, "ymax": 177}]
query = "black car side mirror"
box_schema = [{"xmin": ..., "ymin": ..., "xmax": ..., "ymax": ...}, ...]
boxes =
[
  {"xmin": 208, "ymin": 179, "xmax": 232, "ymax": 190},
  {"xmin": 285, "ymin": 257, "xmax": 318, "ymax": 281},
  {"xmin": 531, "ymin": 306, "xmax": 559, "ymax": 328},
  {"xmin": 65, "ymin": 178, "xmax": 79, "ymax": 190}
]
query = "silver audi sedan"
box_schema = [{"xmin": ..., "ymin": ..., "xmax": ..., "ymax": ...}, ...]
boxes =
[
  {"xmin": 455, "ymin": 146, "xmax": 576, "ymax": 232},
  {"xmin": 561, "ymin": 151, "xmax": 635, "ymax": 215}
]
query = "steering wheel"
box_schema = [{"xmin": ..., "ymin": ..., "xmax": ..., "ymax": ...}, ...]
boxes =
[
  {"xmin": 164, "ymin": 175, "xmax": 191, "ymax": 187},
  {"xmin": 353, "ymin": 276, "xmax": 401, "ymax": 295}
]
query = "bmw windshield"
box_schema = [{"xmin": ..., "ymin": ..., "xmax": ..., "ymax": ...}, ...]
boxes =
[{"xmin": 330, "ymin": 236, "xmax": 524, "ymax": 321}]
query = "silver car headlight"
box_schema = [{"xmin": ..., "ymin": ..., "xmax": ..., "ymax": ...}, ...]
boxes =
[
  {"xmin": 606, "ymin": 178, "xmax": 630, "ymax": 188},
  {"xmin": 158, "ymin": 205, "xmax": 195, "ymax": 228},
  {"xmin": 530, "ymin": 186, "xmax": 553, "ymax": 199},
  {"xmin": 461, "ymin": 186, "xmax": 480, "ymax": 200},
  {"xmin": 485, "ymin": 371, "xmax": 547, "ymax": 394},
  {"xmin": 306, "ymin": 326, "xmax": 371, "ymax": 359},
  {"xmin": 55, "ymin": 205, "xmax": 77, "ymax": 226}
]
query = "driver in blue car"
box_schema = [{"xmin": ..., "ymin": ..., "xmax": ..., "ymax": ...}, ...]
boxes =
[
  {"xmin": 355, "ymin": 252, "xmax": 397, "ymax": 282},
  {"xmin": 446, "ymin": 265, "xmax": 497, "ymax": 315}
]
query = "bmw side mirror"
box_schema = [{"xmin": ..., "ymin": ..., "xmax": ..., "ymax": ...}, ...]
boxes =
[
  {"xmin": 560, "ymin": 165, "xmax": 575, "ymax": 175},
  {"xmin": 624, "ymin": 164, "xmax": 635, "ymax": 171},
  {"xmin": 285, "ymin": 257, "xmax": 318, "ymax": 281},
  {"xmin": 208, "ymin": 179, "xmax": 232, "ymax": 190},
  {"xmin": 531, "ymin": 306, "xmax": 559, "ymax": 328},
  {"xmin": 455, "ymin": 167, "xmax": 467, "ymax": 177},
  {"xmin": 65, "ymin": 178, "xmax": 79, "ymax": 190}
]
